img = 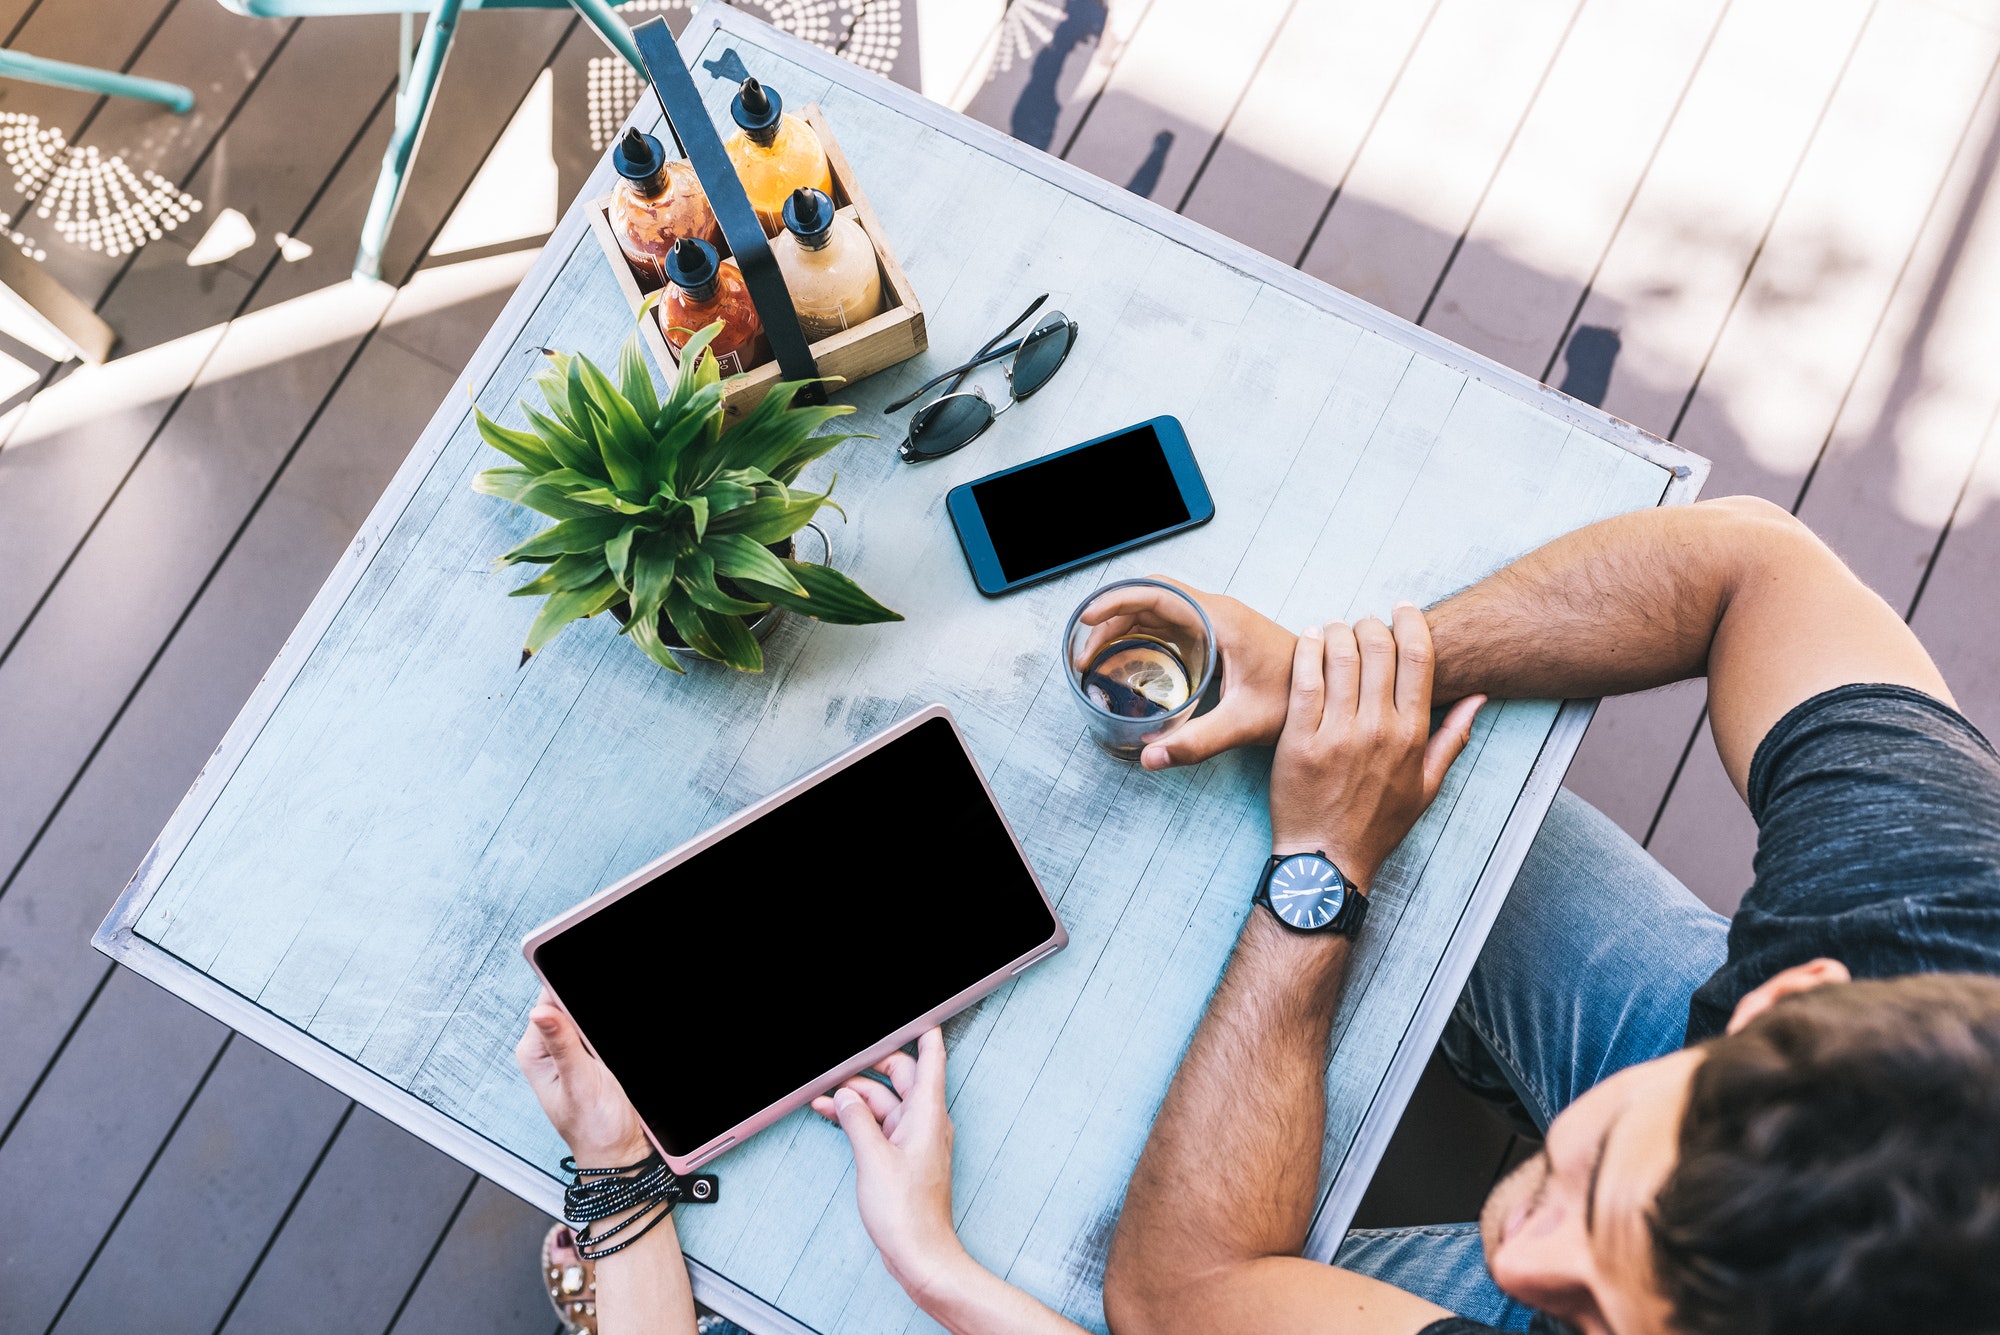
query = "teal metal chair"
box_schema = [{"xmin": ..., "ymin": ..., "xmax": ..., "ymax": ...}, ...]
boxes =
[
  {"xmin": 219, "ymin": 0, "xmax": 645, "ymax": 280},
  {"xmin": 0, "ymin": 49, "xmax": 195, "ymax": 113}
]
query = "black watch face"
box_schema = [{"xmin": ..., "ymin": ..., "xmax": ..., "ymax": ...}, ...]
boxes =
[{"xmin": 1266, "ymin": 854, "xmax": 1346, "ymax": 930}]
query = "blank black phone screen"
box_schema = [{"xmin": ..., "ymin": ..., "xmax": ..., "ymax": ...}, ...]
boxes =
[
  {"xmin": 971, "ymin": 424, "xmax": 1191, "ymax": 583},
  {"xmin": 532, "ymin": 717, "xmax": 1057, "ymax": 1159}
]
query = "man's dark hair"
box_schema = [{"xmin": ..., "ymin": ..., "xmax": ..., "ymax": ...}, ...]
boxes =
[{"xmin": 1651, "ymin": 973, "xmax": 2000, "ymax": 1335}]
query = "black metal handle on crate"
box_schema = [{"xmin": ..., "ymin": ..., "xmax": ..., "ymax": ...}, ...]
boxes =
[{"xmin": 631, "ymin": 18, "xmax": 826, "ymax": 406}]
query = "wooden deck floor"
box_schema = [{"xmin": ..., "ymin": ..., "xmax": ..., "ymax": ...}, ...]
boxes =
[{"xmin": 3, "ymin": 0, "xmax": 1998, "ymax": 1330}]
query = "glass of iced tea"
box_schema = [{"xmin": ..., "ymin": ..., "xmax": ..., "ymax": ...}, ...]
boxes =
[{"xmin": 1063, "ymin": 578, "xmax": 1218, "ymax": 761}]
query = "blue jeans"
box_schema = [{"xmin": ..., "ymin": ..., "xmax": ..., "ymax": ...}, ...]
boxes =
[{"xmin": 1331, "ymin": 789, "xmax": 1730, "ymax": 1329}]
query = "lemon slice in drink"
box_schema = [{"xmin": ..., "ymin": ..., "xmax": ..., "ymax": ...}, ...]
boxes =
[{"xmin": 1084, "ymin": 640, "xmax": 1191, "ymax": 718}]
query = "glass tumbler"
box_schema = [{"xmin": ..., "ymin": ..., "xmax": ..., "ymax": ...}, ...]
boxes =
[{"xmin": 1063, "ymin": 578, "xmax": 1218, "ymax": 761}]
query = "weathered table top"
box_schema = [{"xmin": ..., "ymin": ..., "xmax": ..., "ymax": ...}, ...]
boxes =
[{"xmin": 98, "ymin": 10, "xmax": 1702, "ymax": 1333}]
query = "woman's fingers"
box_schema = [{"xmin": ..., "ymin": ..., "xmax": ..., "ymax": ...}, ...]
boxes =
[
  {"xmin": 1391, "ymin": 602, "xmax": 1434, "ymax": 722},
  {"xmin": 1421, "ymin": 695, "xmax": 1486, "ymax": 802},
  {"xmin": 841, "ymin": 1073, "xmax": 903, "ymax": 1124},
  {"xmin": 915, "ymin": 1028, "xmax": 948, "ymax": 1104},
  {"xmin": 1322, "ymin": 620, "xmax": 1361, "ymax": 726},
  {"xmin": 873, "ymin": 1048, "xmax": 920, "ymax": 1098},
  {"xmin": 827, "ymin": 1087, "xmax": 893, "ymax": 1171}
]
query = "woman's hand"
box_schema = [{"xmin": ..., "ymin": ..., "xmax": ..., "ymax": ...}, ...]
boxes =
[
  {"xmin": 515, "ymin": 989, "xmax": 653, "ymax": 1166},
  {"xmin": 1076, "ymin": 578, "xmax": 1298, "ymax": 771},
  {"xmin": 812, "ymin": 1029, "xmax": 967, "ymax": 1302},
  {"xmin": 1268, "ymin": 605, "xmax": 1485, "ymax": 888}
]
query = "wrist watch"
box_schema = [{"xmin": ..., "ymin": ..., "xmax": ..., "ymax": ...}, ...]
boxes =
[{"xmin": 1254, "ymin": 851, "xmax": 1368, "ymax": 936}]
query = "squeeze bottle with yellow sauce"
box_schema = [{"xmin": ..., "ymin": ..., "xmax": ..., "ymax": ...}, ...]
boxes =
[{"xmin": 723, "ymin": 77, "xmax": 834, "ymax": 237}]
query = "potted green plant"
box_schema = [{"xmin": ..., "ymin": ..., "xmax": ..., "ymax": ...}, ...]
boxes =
[{"xmin": 472, "ymin": 320, "xmax": 900, "ymax": 673}]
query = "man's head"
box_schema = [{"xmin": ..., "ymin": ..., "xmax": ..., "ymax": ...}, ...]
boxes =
[{"xmin": 1476, "ymin": 964, "xmax": 2000, "ymax": 1335}]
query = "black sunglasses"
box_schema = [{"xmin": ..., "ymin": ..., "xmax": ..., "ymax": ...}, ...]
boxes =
[{"xmin": 888, "ymin": 294, "xmax": 1079, "ymax": 462}]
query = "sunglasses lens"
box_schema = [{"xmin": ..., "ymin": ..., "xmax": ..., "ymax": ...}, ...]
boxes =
[
  {"xmin": 907, "ymin": 394, "xmax": 996, "ymax": 459},
  {"xmin": 1011, "ymin": 315, "xmax": 1074, "ymax": 397}
]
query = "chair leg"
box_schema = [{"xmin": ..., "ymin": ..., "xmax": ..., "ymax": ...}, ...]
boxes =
[
  {"xmin": 566, "ymin": 0, "xmax": 644, "ymax": 72},
  {"xmin": 353, "ymin": 0, "xmax": 465, "ymax": 282},
  {"xmin": 0, "ymin": 50, "xmax": 194, "ymax": 113}
]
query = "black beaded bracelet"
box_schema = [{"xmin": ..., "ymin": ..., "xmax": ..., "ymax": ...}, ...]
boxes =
[{"xmin": 560, "ymin": 1152, "xmax": 719, "ymax": 1260}]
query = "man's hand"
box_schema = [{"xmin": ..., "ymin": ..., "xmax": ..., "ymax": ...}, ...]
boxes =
[
  {"xmin": 515, "ymin": 989, "xmax": 653, "ymax": 1165},
  {"xmin": 1270, "ymin": 604, "xmax": 1485, "ymax": 888},
  {"xmin": 1075, "ymin": 578, "xmax": 1297, "ymax": 771}
]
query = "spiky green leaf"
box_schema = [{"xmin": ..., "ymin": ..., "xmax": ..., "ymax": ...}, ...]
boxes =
[
  {"xmin": 521, "ymin": 571, "xmax": 621, "ymax": 661},
  {"xmin": 576, "ymin": 356, "xmax": 650, "ymax": 493},
  {"xmin": 565, "ymin": 487, "xmax": 653, "ymax": 515},
  {"xmin": 695, "ymin": 475, "xmax": 756, "ymax": 516},
  {"xmin": 508, "ymin": 552, "xmax": 613, "ymax": 598},
  {"xmin": 629, "ymin": 532, "xmax": 678, "ymax": 633},
  {"xmin": 499, "ymin": 514, "xmax": 630, "ymax": 564},
  {"xmin": 617, "ymin": 329, "xmax": 661, "ymax": 430},
  {"xmin": 604, "ymin": 524, "xmax": 639, "ymax": 593},
  {"xmin": 623, "ymin": 607, "xmax": 687, "ymax": 673},
  {"xmin": 678, "ymin": 547, "xmax": 769, "ymax": 616},
  {"xmin": 686, "ymin": 494, "xmax": 709, "ymax": 542},
  {"xmin": 524, "ymin": 406, "xmax": 604, "ymax": 480},
  {"xmin": 704, "ymin": 532, "xmax": 806, "ymax": 595},
  {"xmin": 475, "ymin": 409, "xmax": 558, "ymax": 470},
  {"xmin": 707, "ymin": 485, "xmax": 836, "ymax": 544},
  {"xmin": 662, "ymin": 582, "xmax": 725, "ymax": 662},
  {"xmin": 735, "ymin": 559, "xmax": 902, "ymax": 625},
  {"xmin": 695, "ymin": 601, "xmax": 763, "ymax": 671}
]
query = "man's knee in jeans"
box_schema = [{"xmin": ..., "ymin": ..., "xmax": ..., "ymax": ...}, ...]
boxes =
[{"xmin": 1440, "ymin": 788, "xmax": 1729, "ymax": 1129}]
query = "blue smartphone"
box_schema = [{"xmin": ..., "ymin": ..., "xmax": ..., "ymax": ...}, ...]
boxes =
[{"xmin": 946, "ymin": 415, "xmax": 1215, "ymax": 596}]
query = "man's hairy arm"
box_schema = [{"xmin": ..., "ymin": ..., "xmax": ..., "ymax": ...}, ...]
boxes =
[
  {"xmin": 1105, "ymin": 612, "xmax": 1482, "ymax": 1335},
  {"xmin": 1426, "ymin": 495, "xmax": 1950, "ymax": 793},
  {"xmin": 1148, "ymin": 498, "xmax": 1950, "ymax": 789}
]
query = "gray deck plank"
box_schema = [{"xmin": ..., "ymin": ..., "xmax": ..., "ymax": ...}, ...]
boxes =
[
  {"xmin": 1646, "ymin": 0, "xmax": 2000, "ymax": 909},
  {"xmin": 0, "ymin": 0, "xmax": 177, "ymax": 152},
  {"xmin": 246, "ymin": 7, "xmax": 574, "ymax": 304},
  {"xmin": 1057, "ymin": 0, "xmax": 1292, "ymax": 206},
  {"xmin": 0, "ymin": 313, "xmax": 512, "ymax": 1335},
  {"xmin": 387, "ymin": 1178, "xmax": 560, "ymax": 1335},
  {"xmin": 1177, "ymin": 0, "xmax": 1436, "ymax": 266},
  {"xmin": 0, "ymin": 13, "xmax": 394, "ymax": 656},
  {"xmin": 30, "ymin": 2, "xmax": 291, "ymax": 306},
  {"xmin": 1649, "ymin": 42, "xmax": 2000, "ymax": 917},
  {"xmin": 1295, "ymin": 0, "xmax": 1585, "ymax": 323},
  {"xmin": 216, "ymin": 1105, "xmax": 474, "ymax": 1335},
  {"xmin": 1419, "ymin": 0, "xmax": 1728, "ymax": 377},
  {"xmin": 0, "ymin": 318, "xmax": 464, "ymax": 1291},
  {"xmin": 0, "ymin": 968, "xmax": 225, "ymax": 1335},
  {"xmin": 1911, "ymin": 463, "xmax": 2000, "ymax": 742},
  {"xmin": 50, "ymin": 1038, "xmax": 350, "ymax": 1335}
]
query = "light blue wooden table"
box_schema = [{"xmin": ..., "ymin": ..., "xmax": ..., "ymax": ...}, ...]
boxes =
[{"xmin": 98, "ymin": 9, "xmax": 1704, "ymax": 1332}]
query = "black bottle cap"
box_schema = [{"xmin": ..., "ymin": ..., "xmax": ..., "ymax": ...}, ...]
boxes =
[
  {"xmin": 613, "ymin": 127, "xmax": 668, "ymax": 194},
  {"xmin": 731, "ymin": 76, "xmax": 782, "ymax": 146},
  {"xmin": 666, "ymin": 236, "xmax": 720, "ymax": 301},
  {"xmin": 782, "ymin": 187, "xmax": 835, "ymax": 249}
]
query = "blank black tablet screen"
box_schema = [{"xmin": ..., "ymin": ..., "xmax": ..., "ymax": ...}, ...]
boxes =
[{"xmin": 533, "ymin": 717, "xmax": 1056, "ymax": 1158}]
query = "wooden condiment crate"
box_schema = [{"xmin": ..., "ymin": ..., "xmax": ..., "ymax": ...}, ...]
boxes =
[{"xmin": 587, "ymin": 104, "xmax": 924, "ymax": 424}]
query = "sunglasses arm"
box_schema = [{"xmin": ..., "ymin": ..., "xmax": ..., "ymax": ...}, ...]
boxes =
[{"xmin": 885, "ymin": 336, "xmax": 1030, "ymax": 412}]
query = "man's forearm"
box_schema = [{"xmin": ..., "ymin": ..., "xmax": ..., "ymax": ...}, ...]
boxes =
[
  {"xmin": 1105, "ymin": 915, "xmax": 1349, "ymax": 1331},
  {"xmin": 1427, "ymin": 499, "xmax": 1763, "ymax": 703}
]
